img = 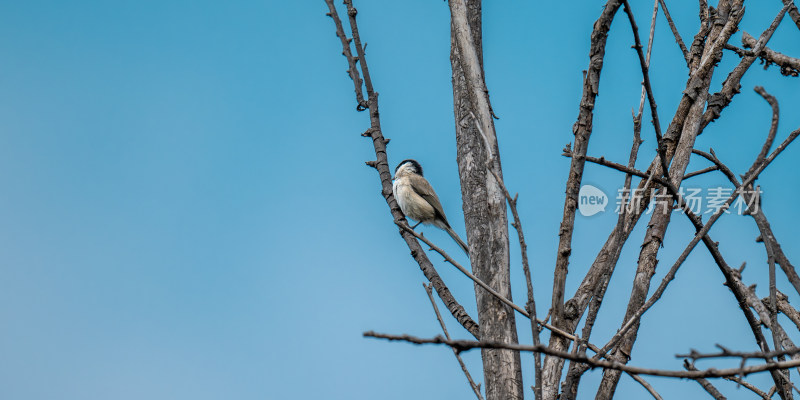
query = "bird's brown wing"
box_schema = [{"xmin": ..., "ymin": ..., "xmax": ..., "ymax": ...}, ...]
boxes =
[{"xmin": 408, "ymin": 174, "xmax": 451, "ymax": 228}]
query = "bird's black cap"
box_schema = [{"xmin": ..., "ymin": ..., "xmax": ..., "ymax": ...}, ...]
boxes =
[{"xmin": 395, "ymin": 159, "xmax": 423, "ymax": 176}]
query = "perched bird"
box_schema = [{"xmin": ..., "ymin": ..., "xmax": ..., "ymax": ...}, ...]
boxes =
[{"xmin": 393, "ymin": 159, "xmax": 469, "ymax": 254}]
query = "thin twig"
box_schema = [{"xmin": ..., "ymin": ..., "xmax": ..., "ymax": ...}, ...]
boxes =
[
  {"xmin": 398, "ymin": 223, "xmax": 586, "ymax": 346},
  {"xmin": 725, "ymin": 375, "xmax": 771, "ymax": 399},
  {"xmin": 749, "ymin": 86, "xmax": 780, "ymax": 177},
  {"xmin": 628, "ymin": 374, "xmax": 663, "ymax": 400},
  {"xmin": 684, "ymin": 360, "xmax": 728, "ymax": 400},
  {"xmin": 399, "ymin": 223, "xmax": 528, "ymax": 318},
  {"xmin": 691, "ymin": 148, "xmax": 739, "ymax": 185},
  {"xmin": 423, "ymin": 284, "xmax": 483, "ymax": 400},
  {"xmin": 703, "ymin": 87, "xmax": 800, "ymax": 297},
  {"xmin": 623, "ymin": 0, "xmax": 670, "ymax": 181},
  {"xmin": 323, "ymin": 0, "xmax": 365, "ymax": 109},
  {"xmin": 769, "ymin": 386, "xmax": 779, "ymax": 399},
  {"xmin": 658, "ymin": 0, "xmax": 690, "ymax": 65},
  {"xmin": 342, "ymin": 0, "xmax": 374, "ymax": 97},
  {"xmin": 751, "ymin": 86, "xmax": 788, "ymax": 384},
  {"xmin": 677, "ymin": 346, "xmax": 800, "ymax": 361},
  {"xmin": 683, "ymin": 165, "xmax": 719, "ymax": 180}
]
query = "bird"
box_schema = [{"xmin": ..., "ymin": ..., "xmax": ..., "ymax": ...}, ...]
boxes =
[{"xmin": 392, "ymin": 159, "xmax": 469, "ymax": 255}]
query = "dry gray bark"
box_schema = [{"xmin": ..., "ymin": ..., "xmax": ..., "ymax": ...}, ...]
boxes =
[{"xmin": 448, "ymin": 1, "xmax": 523, "ymax": 399}]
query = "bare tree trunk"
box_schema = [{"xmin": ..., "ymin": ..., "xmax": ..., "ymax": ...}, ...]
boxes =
[{"xmin": 448, "ymin": 1, "xmax": 523, "ymax": 399}]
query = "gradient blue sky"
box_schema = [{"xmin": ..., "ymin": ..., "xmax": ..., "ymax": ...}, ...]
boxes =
[{"xmin": 0, "ymin": 1, "xmax": 798, "ymax": 399}]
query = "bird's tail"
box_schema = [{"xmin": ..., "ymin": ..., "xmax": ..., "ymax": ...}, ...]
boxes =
[{"xmin": 445, "ymin": 226, "xmax": 469, "ymax": 256}]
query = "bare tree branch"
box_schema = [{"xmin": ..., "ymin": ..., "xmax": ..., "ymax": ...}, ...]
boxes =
[
  {"xmin": 678, "ymin": 344, "xmax": 800, "ymax": 361},
  {"xmin": 364, "ymin": 331, "xmax": 800, "ymax": 379},
  {"xmin": 543, "ymin": 2, "xmax": 624, "ymax": 396},
  {"xmin": 725, "ymin": 375, "xmax": 771, "ymax": 400},
  {"xmin": 751, "ymin": 288, "xmax": 800, "ymax": 362},
  {"xmin": 741, "ymin": 32, "xmax": 800, "ymax": 77},
  {"xmin": 684, "ymin": 165, "xmax": 720, "ymax": 179},
  {"xmin": 323, "ymin": 0, "xmax": 365, "ymax": 109},
  {"xmin": 325, "ymin": 0, "xmax": 481, "ymax": 339},
  {"xmin": 691, "ymin": 148, "xmax": 739, "ymax": 184},
  {"xmin": 684, "ymin": 360, "xmax": 727, "ymax": 400},
  {"xmin": 658, "ymin": 0, "xmax": 690, "ymax": 65},
  {"xmin": 749, "ymin": 87, "xmax": 790, "ymax": 389},
  {"xmin": 627, "ymin": 374, "xmax": 663, "ymax": 400},
  {"xmin": 342, "ymin": 0, "xmax": 373, "ymax": 96},
  {"xmin": 699, "ymin": 87, "xmax": 800, "ymax": 298},
  {"xmin": 776, "ymin": 291, "xmax": 800, "ymax": 331},
  {"xmin": 721, "ymin": 261, "xmax": 792, "ymax": 399},
  {"xmin": 550, "ymin": 0, "xmax": 623, "ymax": 327},
  {"xmin": 750, "ymin": 86, "xmax": 781, "ymax": 176},
  {"xmin": 424, "ymin": 284, "xmax": 483, "ymax": 400},
  {"xmin": 400, "ymin": 223, "xmax": 527, "ymax": 319},
  {"xmin": 623, "ymin": 0, "xmax": 669, "ymax": 179},
  {"xmin": 703, "ymin": 3, "xmax": 790, "ymax": 129},
  {"xmin": 563, "ymin": 28, "xmax": 653, "ymax": 389},
  {"xmin": 600, "ymin": 125, "xmax": 800, "ymax": 367},
  {"xmin": 781, "ymin": 0, "xmax": 800, "ymax": 31}
]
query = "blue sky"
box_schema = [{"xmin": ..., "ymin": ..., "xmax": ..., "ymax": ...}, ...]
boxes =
[{"xmin": 0, "ymin": 1, "xmax": 798, "ymax": 399}]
